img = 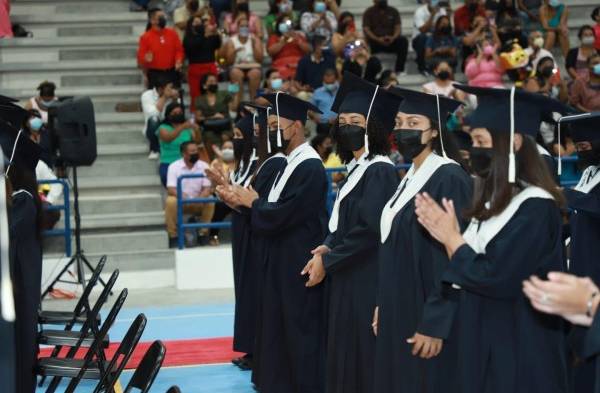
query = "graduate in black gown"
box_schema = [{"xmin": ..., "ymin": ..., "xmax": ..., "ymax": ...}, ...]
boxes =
[
  {"xmin": 373, "ymin": 88, "xmax": 472, "ymax": 393},
  {"xmin": 1, "ymin": 125, "xmax": 44, "ymax": 393},
  {"xmin": 416, "ymin": 85, "xmax": 571, "ymax": 393},
  {"xmin": 233, "ymin": 93, "xmax": 328, "ymax": 393},
  {"xmin": 300, "ymin": 72, "xmax": 401, "ymax": 393}
]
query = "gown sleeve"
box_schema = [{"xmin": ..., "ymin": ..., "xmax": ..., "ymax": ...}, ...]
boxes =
[
  {"xmin": 564, "ymin": 187, "xmax": 600, "ymax": 218},
  {"xmin": 417, "ymin": 167, "xmax": 473, "ymax": 339},
  {"xmin": 322, "ymin": 164, "xmax": 398, "ymax": 274},
  {"xmin": 582, "ymin": 311, "xmax": 600, "ymax": 359},
  {"xmin": 251, "ymin": 160, "xmax": 327, "ymax": 235},
  {"xmin": 442, "ymin": 198, "xmax": 563, "ymax": 300}
]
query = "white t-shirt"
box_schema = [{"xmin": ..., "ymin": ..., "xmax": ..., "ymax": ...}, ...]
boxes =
[
  {"xmin": 525, "ymin": 47, "xmax": 554, "ymax": 70},
  {"xmin": 140, "ymin": 88, "xmax": 171, "ymax": 135},
  {"xmin": 422, "ymin": 81, "xmax": 455, "ymax": 97},
  {"xmin": 412, "ymin": 5, "xmax": 447, "ymax": 40}
]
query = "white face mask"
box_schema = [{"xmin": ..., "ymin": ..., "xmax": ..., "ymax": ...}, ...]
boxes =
[
  {"xmin": 582, "ymin": 36, "xmax": 595, "ymax": 46},
  {"xmin": 533, "ymin": 37, "xmax": 544, "ymax": 48},
  {"xmin": 222, "ymin": 148, "xmax": 235, "ymax": 162}
]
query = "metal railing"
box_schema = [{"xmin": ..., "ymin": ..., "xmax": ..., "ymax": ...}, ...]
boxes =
[
  {"xmin": 176, "ymin": 156, "xmax": 582, "ymax": 249},
  {"xmin": 39, "ymin": 179, "xmax": 72, "ymax": 257}
]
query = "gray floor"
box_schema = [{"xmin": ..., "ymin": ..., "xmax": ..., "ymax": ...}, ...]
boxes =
[{"xmin": 41, "ymin": 287, "xmax": 235, "ymax": 312}]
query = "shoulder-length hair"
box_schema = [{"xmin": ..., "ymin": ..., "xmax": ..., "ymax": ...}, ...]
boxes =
[{"xmin": 465, "ymin": 132, "xmax": 564, "ymax": 221}]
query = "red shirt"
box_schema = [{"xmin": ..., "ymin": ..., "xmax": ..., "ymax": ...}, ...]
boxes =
[
  {"xmin": 594, "ymin": 25, "xmax": 600, "ymax": 51},
  {"xmin": 267, "ymin": 33, "xmax": 308, "ymax": 79},
  {"xmin": 453, "ymin": 4, "xmax": 485, "ymax": 36},
  {"xmin": 137, "ymin": 27, "xmax": 184, "ymax": 70}
]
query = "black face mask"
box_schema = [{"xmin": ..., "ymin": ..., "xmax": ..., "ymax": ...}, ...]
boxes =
[
  {"xmin": 377, "ymin": 0, "xmax": 388, "ymax": 8},
  {"xmin": 158, "ymin": 15, "xmax": 167, "ymax": 29},
  {"xmin": 189, "ymin": 153, "xmax": 199, "ymax": 164},
  {"xmin": 393, "ymin": 129, "xmax": 427, "ymax": 161},
  {"xmin": 437, "ymin": 70, "xmax": 451, "ymax": 81},
  {"xmin": 337, "ymin": 124, "xmax": 365, "ymax": 152},
  {"xmin": 577, "ymin": 141, "xmax": 600, "ymax": 169},
  {"xmin": 189, "ymin": 0, "xmax": 199, "ymax": 12},
  {"xmin": 237, "ymin": 2, "xmax": 249, "ymax": 12},
  {"xmin": 539, "ymin": 66, "xmax": 554, "ymax": 79},
  {"xmin": 233, "ymin": 138, "xmax": 245, "ymax": 160},
  {"xmin": 269, "ymin": 130, "xmax": 290, "ymax": 152},
  {"xmin": 207, "ymin": 84, "xmax": 218, "ymax": 93},
  {"xmin": 169, "ymin": 113, "xmax": 186, "ymax": 124},
  {"xmin": 439, "ymin": 25, "xmax": 452, "ymax": 35},
  {"xmin": 469, "ymin": 147, "xmax": 493, "ymax": 177}
]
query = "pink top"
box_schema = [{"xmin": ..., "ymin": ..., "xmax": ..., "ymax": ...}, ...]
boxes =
[
  {"xmin": 166, "ymin": 159, "xmax": 211, "ymax": 196},
  {"xmin": 0, "ymin": 0, "xmax": 13, "ymax": 38},
  {"xmin": 465, "ymin": 57, "xmax": 504, "ymax": 88},
  {"xmin": 223, "ymin": 12, "xmax": 261, "ymax": 36}
]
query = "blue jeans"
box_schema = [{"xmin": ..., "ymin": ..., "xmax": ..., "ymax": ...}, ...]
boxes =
[{"xmin": 159, "ymin": 163, "xmax": 170, "ymax": 188}]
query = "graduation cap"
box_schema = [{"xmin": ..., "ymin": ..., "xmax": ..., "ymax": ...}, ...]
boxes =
[
  {"xmin": 0, "ymin": 129, "xmax": 41, "ymax": 175},
  {"xmin": 454, "ymin": 84, "xmax": 573, "ymax": 181},
  {"xmin": 0, "ymin": 102, "xmax": 31, "ymax": 131},
  {"xmin": 558, "ymin": 112, "xmax": 600, "ymax": 143},
  {"xmin": 389, "ymin": 86, "xmax": 463, "ymax": 158},
  {"xmin": 331, "ymin": 72, "xmax": 403, "ymax": 153},
  {"xmin": 262, "ymin": 92, "xmax": 322, "ymax": 151},
  {"xmin": 241, "ymin": 102, "xmax": 274, "ymax": 152},
  {"xmin": 236, "ymin": 103, "xmax": 258, "ymax": 141}
]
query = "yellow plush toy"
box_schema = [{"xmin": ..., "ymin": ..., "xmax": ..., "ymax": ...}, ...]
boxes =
[{"xmin": 499, "ymin": 40, "xmax": 529, "ymax": 70}]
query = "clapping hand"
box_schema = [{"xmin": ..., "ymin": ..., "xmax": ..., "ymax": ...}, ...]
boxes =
[{"xmin": 232, "ymin": 185, "xmax": 259, "ymax": 208}]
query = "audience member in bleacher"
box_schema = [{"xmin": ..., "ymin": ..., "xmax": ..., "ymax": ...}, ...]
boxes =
[
  {"xmin": 461, "ymin": 15, "xmax": 500, "ymax": 71},
  {"xmin": 294, "ymin": 34, "xmax": 337, "ymax": 100},
  {"xmin": 412, "ymin": 0, "xmax": 450, "ymax": 76},
  {"xmin": 378, "ymin": 69, "xmax": 399, "ymax": 88},
  {"xmin": 423, "ymin": 59, "xmax": 460, "ymax": 97},
  {"xmin": 539, "ymin": 0, "xmax": 569, "ymax": 58},
  {"xmin": 566, "ymin": 25, "xmax": 599, "ymax": 83},
  {"xmin": 454, "ymin": 0, "xmax": 485, "ymax": 37},
  {"xmin": 517, "ymin": 0, "xmax": 542, "ymax": 31},
  {"xmin": 165, "ymin": 141, "xmax": 215, "ymax": 248},
  {"xmin": 224, "ymin": 16, "xmax": 264, "ymax": 102},
  {"xmin": 195, "ymin": 74, "xmax": 238, "ymax": 160},
  {"xmin": 267, "ymin": 15, "xmax": 310, "ymax": 80},
  {"xmin": 25, "ymin": 110, "xmax": 53, "ymax": 168},
  {"xmin": 362, "ymin": 0, "xmax": 408, "ymax": 75},
  {"xmin": 0, "ymin": 0, "xmax": 13, "ymax": 38},
  {"xmin": 174, "ymin": 0, "xmax": 200, "ymax": 39},
  {"xmin": 310, "ymin": 133, "xmax": 345, "ymax": 183},
  {"xmin": 524, "ymin": 56, "xmax": 568, "ymax": 102},
  {"xmin": 425, "ymin": 15, "xmax": 460, "ymax": 71},
  {"xmin": 300, "ymin": 0, "xmax": 339, "ymax": 45},
  {"xmin": 465, "ymin": 38, "xmax": 505, "ymax": 87},
  {"xmin": 137, "ymin": 7, "xmax": 185, "ymax": 88},
  {"xmin": 159, "ymin": 103, "xmax": 200, "ymax": 186},
  {"xmin": 342, "ymin": 39, "xmax": 382, "ymax": 83},
  {"xmin": 525, "ymin": 29, "xmax": 554, "ymax": 70},
  {"xmin": 593, "ymin": 7, "xmax": 600, "ymax": 50},
  {"xmin": 183, "ymin": 10, "xmax": 221, "ymax": 109},
  {"xmin": 332, "ymin": 11, "xmax": 361, "ymax": 58},
  {"xmin": 570, "ymin": 53, "xmax": 600, "ymax": 112},
  {"xmin": 257, "ymin": 69, "xmax": 294, "ymax": 98},
  {"xmin": 24, "ymin": 81, "xmax": 58, "ymax": 124},
  {"xmin": 309, "ymin": 68, "xmax": 339, "ymax": 135},
  {"xmin": 141, "ymin": 76, "xmax": 180, "ymax": 160},
  {"xmin": 496, "ymin": 0, "xmax": 528, "ymax": 47},
  {"xmin": 223, "ymin": 0, "xmax": 264, "ymax": 40},
  {"xmin": 264, "ymin": 0, "xmax": 299, "ymax": 36},
  {"xmin": 208, "ymin": 139, "xmax": 235, "ymax": 246}
]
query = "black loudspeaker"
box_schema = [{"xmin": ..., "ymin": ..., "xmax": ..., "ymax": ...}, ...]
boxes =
[{"xmin": 50, "ymin": 96, "xmax": 97, "ymax": 166}]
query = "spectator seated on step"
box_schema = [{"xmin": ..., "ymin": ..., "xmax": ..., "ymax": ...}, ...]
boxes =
[
  {"xmin": 461, "ymin": 15, "xmax": 500, "ymax": 72},
  {"xmin": 293, "ymin": 34, "xmax": 336, "ymax": 101},
  {"xmin": 309, "ymin": 68, "xmax": 339, "ymax": 135},
  {"xmin": 412, "ymin": 0, "xmax": 451, "ymax": 76},
  {"xmin": 569, "ymin": 53, "xmax": 600, "ymax": 113},
  {"xmin": 159, "ymin": 103, "xmax": 201, "ymax": 187},
  {"xmin": 593, "ymin": 7, "xmax": 600, "ymax": 51},
  {"xmin": 300, "ymin": 0, "xmax": 339, "ymax": 46},
  {"xmin": 539, "ymin": 0, "xmax": 569, "ymax": 58},
  {"xmin": 524, "ymin": 29, "xmax": 554, "ymax": 71},
  {"xmin": 26, "ymin": 110, "xmax": 54, "ymax": 168},
  {"xmin": 141, "ymin": 76, "xmax": 180, "ymax": 160},
  {"xmin": 223, "ymin": 0, "xmax": 264, "ymax": 40},
  {"xmin": 207, "ymin": 139, "xmax": 235, "ymax": 246},
  {"xmin": 174, "ymin": 0, "xmax": 201, "ymax": 39},
  {"xmin": 566, "ymin": 25, "xmax": 599, "ymax": 84},
  {"xmin": 454, "ymin": 0, "xmax": 486, "ymax": 37},
  {"xmin": 496, "ymin": 0, "xmax": 528, "ymax": 49},
  {"xmin": 0, "ymin": 0, "xmax": 13, "ymax": 38},
  {"xmin": 165, "ymin": 141, "xmax": 215, "ymax": 248},
  {"xmin": 223, "ymin": 16, "xmax": 264, "ymax": 103},
  {"xmin": 332, "ymin": 11, "xmax": 362, "ymax": 58},
  {"xmin": 425, "ymin": 15, "xmax": 460, "ymax": 71},
  {"xmin": 264, "ymin": 0, "xmax": 300, "ymax": 36},
  {"xmin": 267, "ymin": 15, "xmax": 310, "ymax": 81},
  {"xmin": 341, "ymin": 39, "xmax": 382, "ymax": 84},
  {"xmin": 137, "ymin": 7, "xmax": 184, "ymax": 88},
  {"xmin": 465, "ymin": 38, "xmax": 505, "ymax": 88},
  {"xmin": 423, "ymin": 60, "xmax": 464, "ymax": 99},
  {"xmin": 24, "ymin": 81, "xmax": 58, "ymax": 125},
  {"xmin": 362, "ymin": 0, "xmax": 409, "ymax": 75}
]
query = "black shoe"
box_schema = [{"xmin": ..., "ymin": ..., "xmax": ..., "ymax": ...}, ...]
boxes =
[
  {"xmin": 238, "ymin": 358, "xmax": 253, "ymax": 371},
  {"xmin": 168, "ymin": 237, "xmax": 178, "ymax": 249},
  {"xmin": 232, "ymin": 356, "xmax": 244, "ymax": 366}
]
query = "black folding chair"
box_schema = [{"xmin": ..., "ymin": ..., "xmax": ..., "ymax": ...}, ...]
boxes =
[
  {"xmin": 166, "ymin": 386, "xmax": 181, "ymax": 393},
  {"xmin": 39, "ymin": 255, "xmax": 108, "ymax": 327},
  {"xmin": 123, "ymin": 340, "xmax": 166, "ymax": 393},
  {"xmin": 37, "ymin": 269, "xmax": 120, "ymax": 387},
  {"xmin": 37, "ymin": 287, "xmax": 129, "ymax": 393}
]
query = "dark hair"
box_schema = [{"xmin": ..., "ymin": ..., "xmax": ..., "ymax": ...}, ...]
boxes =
[
  {"xmin": 155, "ymin": 74, "xmax": 175, "ymax": 90},
  {"xmin": 200, "ymin": 73, "xmax": 218, "ymax": 95},
  {"xmin": 146, "ymin": 7, "xmax": 163, "ymax": 31},
  {"xmin": 323, "ymin": 68, "xmax": 338, "ymax": 78},
  {"xmin": 332, "ymin": 116, "xmax": 391, "ymax": 164},
  {"xmin": 427, "ymin": 117, "xmax": 467, "ymax": 168},
  {"xmin": 592, "ymin": 6, "xmax": 600, "ymax": 21},
  {"xmin": 337, "ymin": 11, "xmax": 354, "ymax": 34},
  {"xmin": 268, "ymin": 0, "xmax": 278, "ymax": 15},
  {"xmin": 180, "ymin": 140, "xmax": 195, "ymax": 153},
  {"xmin": 578, "ymin": 24, "xmax": 595, "ymax": 39},
  {"xmin": 232, "ymin": 0, "xmax": 250, "ymax": 19},
  {"xmin": 465, "ymin": 133, "xmax": 564, "ymax": 221},
  {"xmin": 434, "ymin": 15, "xmax": 451, "ymax": 36},
  {"xmin": 37, "ymin": 81, "xmax": 56, "ymax": 97},
  {"xmin": 377, "ymin": 69, "xmax": 396, "ymax": 86},
  {"xmin": 274, "ymin": 14, "xmax": 292, "ymax": 36},
  {"xmin": 310, "ymin": 133, "xmax": 332, "ymax": 150},
  {"xmin": 164, "ymin": 102, "xmax": 184, "ymax": 125},
  {"xmin": 7, "ymin": 164, "xmax": 44, "ymax": 239},
  {"xmin": 535, "ymin": 56, "xmax": 555, "ymax": 83}
]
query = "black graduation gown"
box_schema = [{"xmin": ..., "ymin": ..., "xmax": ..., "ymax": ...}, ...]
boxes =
[
  {"xmin": 0, "ymin": 256, "xmax": 16, "ymax": 393},
  {"xmin": 375, "ymin": 164, "xmax": 473, "ymax": 393},
  {"xmin": 9, "ymin": 191, "xmax": 43, "ymax": 393},
  {"xmin": 578, "ymin": 308, "xmax": 600, "ymax": 393},
  {"xmin": 231, "ymin": 159, "xmax": 259, "ymax": 354},
  {"xmin": 322, "ymin": 163, "xmax": 399, "ymax": 393},
  {"xmin": 443, "ymin": 198, "xmax": 569, "ymax": 393},
  {"xmin": 251, "ymin": 158, "xmax": 328, "ymax": 393}
]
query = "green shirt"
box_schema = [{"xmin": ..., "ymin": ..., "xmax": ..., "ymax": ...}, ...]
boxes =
[{"xmin": 158, "ymin": 123, "xmax": 193, "ymax": 164}]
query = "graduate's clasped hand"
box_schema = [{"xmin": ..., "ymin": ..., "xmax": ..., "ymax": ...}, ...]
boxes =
[{"xmin": 301, "ymin": 245, "xmax": 329, "ymax": 287}]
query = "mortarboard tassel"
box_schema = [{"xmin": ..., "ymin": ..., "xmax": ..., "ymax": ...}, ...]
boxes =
[{"xmin": 509, "ymin": 86, "xmax": 516, "ymax": 184}]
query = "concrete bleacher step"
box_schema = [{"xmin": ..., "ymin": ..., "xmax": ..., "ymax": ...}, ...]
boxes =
[
  {"xmin": 77, "ymin": 158, "xmax": 157, "ymax": 178},
  {"xmin": 76, "ymin": 193, "xmax": 163, "ymax": 216},
  {"xmin": 97, "ymin": 127, "xmax": 146, "ymax": 145},
  {"xmin": 77, "ymin": 175, "xmax": 162, "ymax": 196},
  {"xmin": 45, "ymin": 229, "xmax": 168, "ymax": 255},
  {"xmin": 45, "ymin": 248, "xmax": 176, "ymax": 273}
]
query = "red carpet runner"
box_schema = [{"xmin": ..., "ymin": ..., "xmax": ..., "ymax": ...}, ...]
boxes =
[{"xmin": 39, "ymin": 337, "xmax": 243, "ymax": 368}]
